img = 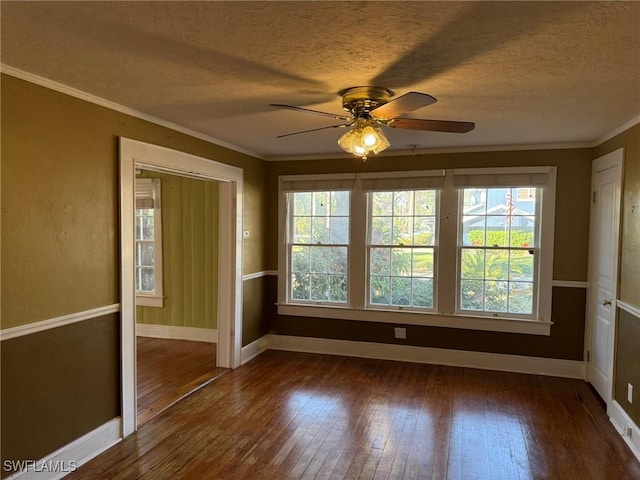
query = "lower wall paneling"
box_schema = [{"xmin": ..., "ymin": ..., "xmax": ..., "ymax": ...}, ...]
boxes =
[
  {"xmin": 270, "ymin": 284, "xmax": 587, "ymax": 361},
  {"xmin": 615, "ymin": 305, "xmax": 640, "ymax": 427},
  {"xmin": 241, "ymin": 274, "xmax": 275, "ymax": 347},
  {"xmin": 266, "ymin": 334, "xmax": 584, "ymax": 378},
  {"xmin": 0, "ymin": 314, "xmax": 120, "ymax": 478}
]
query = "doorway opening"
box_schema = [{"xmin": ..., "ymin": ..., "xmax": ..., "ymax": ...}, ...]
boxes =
[
  {"xmin": 120, "ymin": 138, "xmax": 244, "ymax": 436},
  {"xmin": 134, "ymin": 169, "xmax": 229, "ymax": 425}
]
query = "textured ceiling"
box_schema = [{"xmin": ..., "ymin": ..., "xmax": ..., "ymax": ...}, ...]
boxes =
[{"xmin": 2, "ymin": 1, "xmax": 639, "ymax": 160}]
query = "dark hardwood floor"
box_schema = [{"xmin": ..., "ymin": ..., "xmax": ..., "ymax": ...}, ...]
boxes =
[
  {"xmin": 136, "ymin": 337, "xmax": 228, "ymax": 426},
  {"xmin": 71, "ymin": 350, "xmax": 640, "ymax": 479}
]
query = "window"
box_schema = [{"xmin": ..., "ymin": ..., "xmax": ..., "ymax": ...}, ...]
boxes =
[
  {"xmin": 289, "ymin": 190, "xmax": 350, "ymax": 303},
  {"xmin": 368, "ymin": 190, "xmax": 437, "ymax": 309},
  {"xmin": 459, "ymin": 187, "xmax": 537, "ymax": 317},
  {"xmin": 278, "ymin": 167, "xmax": 556, "ymax": 335},
  {"xmin": 135, "ymin": 178, "xmax": 163, "ymax": 307}
]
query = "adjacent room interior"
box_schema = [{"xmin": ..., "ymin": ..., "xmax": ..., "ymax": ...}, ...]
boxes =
[
  {"xmin": 134, "ymin": 169, "xmax": 227, "ymax": 426},
  {"xmin": 1, "ymin": 2, "xmax": 639, "ymax": 479}
]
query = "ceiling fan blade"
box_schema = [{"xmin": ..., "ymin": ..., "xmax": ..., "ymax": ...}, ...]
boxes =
[
  {"xmin": 276, "ymin": 123, "xmax": 352, "ymax": 138},
  {"xmin": 370, "ymin": 92, "xmax": 437, "ymax": 120},
  {"xmin": 388, "ymin": 118, "xmax": 475, "ymax": 133},
  {"xmin": 269, "ymin": 104, "xmax": 351, "ymax": 121}
]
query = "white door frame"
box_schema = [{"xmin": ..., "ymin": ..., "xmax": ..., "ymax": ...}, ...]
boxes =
[
  {"xmin": 585, "ymin": 147, "xmax": 623, "ymax": 405},
  {"xmin": 119, "ymin": 138, "xmax": 244, "ymax": 437}
]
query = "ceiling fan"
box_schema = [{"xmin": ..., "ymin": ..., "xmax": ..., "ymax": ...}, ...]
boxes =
[{"xmin": 270, "ymin": 86, "xmax": 475, "ymax": 160}]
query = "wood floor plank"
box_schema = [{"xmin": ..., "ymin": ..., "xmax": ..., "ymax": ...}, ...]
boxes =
[
  {"xmin": 68, "ymin": 351, "xmax": 640, "ymax": 480},
  {"xmin": 136, "ymin": 337, "xmax": 228, "ymax": 426}
]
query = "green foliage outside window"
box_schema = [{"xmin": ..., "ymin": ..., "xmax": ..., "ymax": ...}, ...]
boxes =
[
  {"xmin": 467, "ymin": 229, "xmax": 533, "ymax": 247},
  {"xmin": 461, "ymin": 227, "xmax": 534, "ymax": 314}
]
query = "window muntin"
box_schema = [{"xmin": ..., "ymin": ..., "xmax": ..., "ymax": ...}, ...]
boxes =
[
  {"xmin": 459, "ymin": 187, "xmax": 538, "ymax": 316},
  {"xmin": 288, "ymin": 191, "xmax": 350, "ymax": 303},
  {"xmin": 368, "ymin": 190, "xmax": 437, "ymax": 309}
]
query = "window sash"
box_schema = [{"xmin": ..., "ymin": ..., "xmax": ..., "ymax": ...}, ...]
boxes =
[
  {"xmin": 366, "ymin": 245, "xmax": 437, "ymax": 311},
  {"xmin": 366, "ymin": 188, "xmax": 439, "ymax": 311},
  {"xmin": 456, "ymin": 187, "xmax": 543, "ymax": 319},
  {"xmin": 135, "ymin": 177, "xmax": 162, "ymax": 302},
  {"xmin": 285, "ymin": 191, "xmax": 351, "ymax": 305}
]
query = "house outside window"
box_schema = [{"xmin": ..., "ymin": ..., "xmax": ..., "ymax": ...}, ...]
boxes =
[{"xmin": 135, "ymin": 177, "xmax": 163, "ymax": 307}]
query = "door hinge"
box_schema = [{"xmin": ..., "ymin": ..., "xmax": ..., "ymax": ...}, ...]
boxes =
[
  {"xmin": 592, "ymin": 191, "xmax": 596, "ymax": 203},
  {"xmin": 587, "ymin": 350, "xmax": 591, "ymax": 362}
]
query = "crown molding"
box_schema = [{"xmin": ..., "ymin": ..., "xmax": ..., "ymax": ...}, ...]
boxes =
[
  {"xmin": 3, "ymin": 63, "xmax": 637, "ymax": 161},
  {"xmin": 0, "ymin": 64, "xmax": 265, "ymax": 160},
  {"xmin": 593, "ymin": 114, "xmax": 640, "ymax": 147}
]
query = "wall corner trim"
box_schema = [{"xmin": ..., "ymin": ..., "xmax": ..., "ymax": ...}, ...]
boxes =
[
  {"xmin": 241, "ymin": 335, "xmax": 270, "ymax": 365},
  {"xmin": 2, "ymin": 418, "xmax": 121, "ymax": 480},
  {"xmin": 609, "ymin": 400, "xmax": 640, "ymax": 464},
  {"xmin": 0, "ymin": 304, "xmax": 121, "ymax": 341},
  {"xmin": 265, "ymin": 334, "xmax": 584, "ymax": 379}
]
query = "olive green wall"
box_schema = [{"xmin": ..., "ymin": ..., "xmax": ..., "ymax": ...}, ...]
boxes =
[
  {"xmin": 1, "ymin": 81, "xmax": 118, "ymax": 328},
  {"xmin": 1, "ymin": 74, "xmax": 267, "ymax": 328},
  {"xmin": 594, "ymin": 123, "xmax": 640, "ymax": 306},
  {"xmin": 136, "ymin": 171, "xmax": 219, "ymax": 330},
  {"xmin": 1, "ymin": 74, "xmax": 268, "ymax": 467},
  {"xmin": 265, "ymin": 148, "xmax": 593, "ymax": 360},
  {"xmin": 594, "ymin": 122, "xmax": 640, "ymax": 426}
]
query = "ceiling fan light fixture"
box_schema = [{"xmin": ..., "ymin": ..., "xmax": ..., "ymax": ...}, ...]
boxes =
[
  {"xmin": 361, "ymin": 125, "xmax": 380, "ymax": 147},
  {"xmin": 337, "ymin": 120, "xmax": 390, "ymax": 161},
  {"xmin": 370, "ymin": 127, "xmax": 390, "ymax": 154}
]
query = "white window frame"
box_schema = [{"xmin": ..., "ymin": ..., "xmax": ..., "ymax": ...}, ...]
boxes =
[
  {"xmin": 277, "ymin": 167, "xmax": 556, "ymax": 335},
  {"xmin": 135, "ymin": 177, "xmax": 163, "ymax": 307},
  {"xmin": 278, "ymin": 174, "xmax": 356, "ymax": 307},
  {"xmin": 286, "ymin": 190, "xmax": 351, "ymax": 305},
  {"xmin": 365, "ymin": 189, "xmax": 440, "ymax": 313}
]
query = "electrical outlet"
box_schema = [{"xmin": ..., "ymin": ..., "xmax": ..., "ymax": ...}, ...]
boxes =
[
  {"xmin": 394, "ymin": 327, "xmax": 406, "ymax": 339},
  {"xmin": 628, "ymin": 383, "xmax": 634, "ymax": 404}
]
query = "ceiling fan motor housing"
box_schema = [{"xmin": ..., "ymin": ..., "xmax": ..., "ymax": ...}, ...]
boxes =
[{"xmin": 340, "ymin": 86, "xmax": 394, "ymax": 118}]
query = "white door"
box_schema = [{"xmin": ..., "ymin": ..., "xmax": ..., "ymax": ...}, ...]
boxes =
[{"xmin": 586, "ymin": 148, "xmax": 623, "ymax": 404}]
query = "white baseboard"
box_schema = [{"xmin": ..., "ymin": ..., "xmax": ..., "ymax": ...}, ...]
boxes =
[
  {"xmin": 3, "ymin": 418, "xmax": 121, "ymax": 480},
  {"xmin": 608, "ymin": 400, "xmax": 640, "ymax": 463},
  {"xmin": 241, "ymin": 335, "xmax": 270, "ymax": 365},
  {"xmin": 266, "ymin": 334, "xmax": 584, "ymax": 379},
  {"xmin": 136, "ymin": 324, "xmax": 217, "ymax": 343}
]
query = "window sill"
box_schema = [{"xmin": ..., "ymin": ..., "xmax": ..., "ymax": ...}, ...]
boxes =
[
  {"xmin": 277, "ymin": 303, "xmax": 552, "ymax": 335},
  {"xmin": 136, "ymin": 295, "xmax": 164, "ymax": 308}
]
